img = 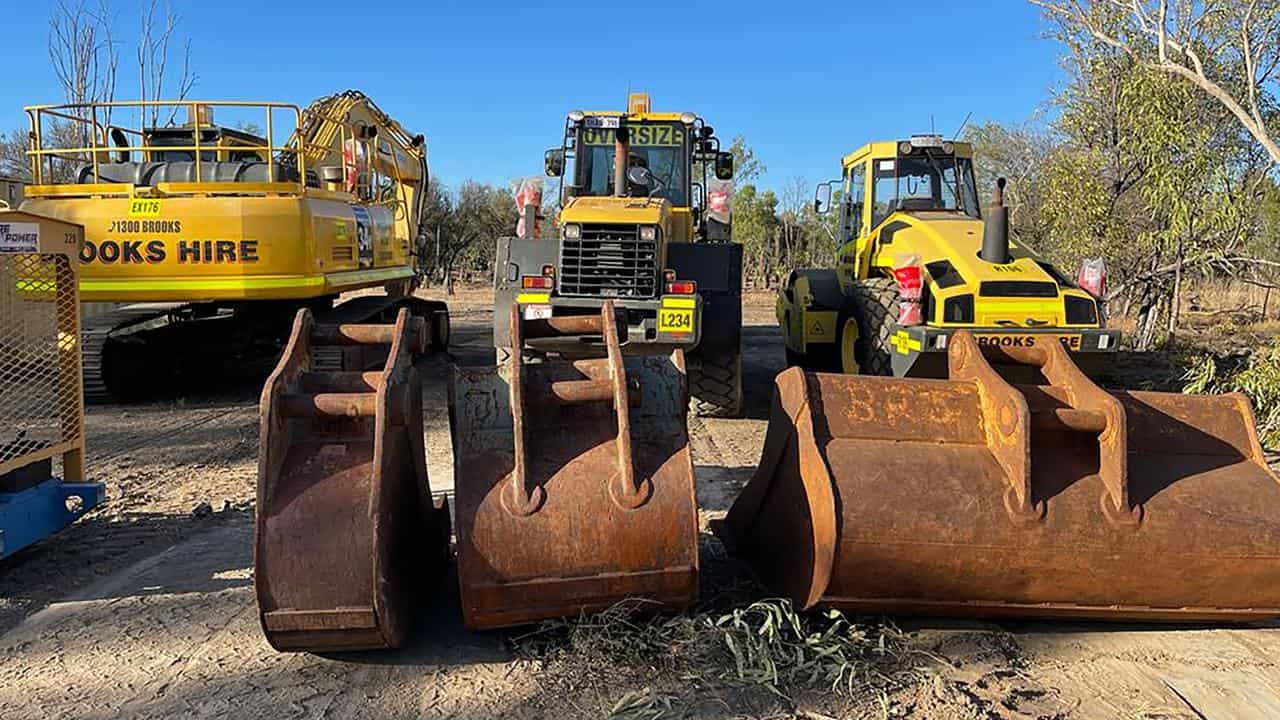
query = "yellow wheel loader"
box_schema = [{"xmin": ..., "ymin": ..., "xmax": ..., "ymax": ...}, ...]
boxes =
[
  {"xmin": 19, "ymin": 91, "xmax": 449, "ymax": 402},
  {"xmin": 490, "ymin": 93, "xmax": 743, "ymax": 417},
  {"xmin": 720, "ymin": 135, "xmax": 1280, "ymax": 622},
  {"xmin": 451, "ymin": 94, "xmax": 727, "ymax": 628}
]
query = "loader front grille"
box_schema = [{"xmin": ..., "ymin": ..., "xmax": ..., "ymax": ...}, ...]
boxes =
[
  {"xmin": 979, "ymin": 281, "xmax": 1059, "ymax": 298},
  {"xmin": 558, "ymin": 223, "xmax": 658, "ymax": 298}
]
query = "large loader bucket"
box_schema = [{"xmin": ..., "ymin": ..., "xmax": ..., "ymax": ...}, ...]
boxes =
[
  {"xmin": 451, "ymin": 302, "xmax": 698, "ymax": 629},
  {"xmin": 255, "ymin": 309, "xmax": 450, "ymax": 652},
  {"xmin": 721, "ymin": 331, "xmax": 1280, "ymax": 621}
]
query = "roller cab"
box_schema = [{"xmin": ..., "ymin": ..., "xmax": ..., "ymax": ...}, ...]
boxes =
[{"xmin": 781, "ymin": 136, "xmax": 1116, "ymax": 379}]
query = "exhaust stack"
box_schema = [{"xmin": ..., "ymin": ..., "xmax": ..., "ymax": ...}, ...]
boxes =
[
  {"xmin": 614, "ymin": 125, "xmax": 630, "ymax": 198},
  {"xmin": 980, "ymin": 177, "xmax": 1010, "ymax": 264}
]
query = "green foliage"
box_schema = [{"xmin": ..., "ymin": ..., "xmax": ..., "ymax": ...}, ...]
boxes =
[
  {"xmin": 726, "ymin": 135, "xmax": 765, "ymax": 185},
  {"xmin": 416, "ymin": 179, "xmax": 518, "ymax": 289},
  {"xmin": 1182, "ymin": 340, "xmax": 1280, "ymax": 447},
  {"xmin": 733, "ymin": 183, "xmax": 781, "ymax": 284},
  {"xmin": 725, "ymin": 138, "xmax": 838, "ymax": 287},
  {"xmin": 711, "ymin": 600, "xmax": 899, "ymax": 695}
]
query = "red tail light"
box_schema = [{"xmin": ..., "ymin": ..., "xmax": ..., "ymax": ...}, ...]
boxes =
[
  {"xmin": 893, "ymin": 260, "xmax": 924, "ymax": 326},
  {"xmin": 1077, "ymin": 258, "xmax": 1106, "ymax": 299},
  {"xmin": 522, "ymin": 276, "xmax": 553, "ymax": 289},
  {"xmin": 665, "ymin": 281, "xmax": 697, "ymax": 295}
]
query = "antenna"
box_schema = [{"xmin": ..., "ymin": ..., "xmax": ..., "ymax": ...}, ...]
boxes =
[
  {"xmin": 953, "ymin": 112, "xmax": 973, "ymax": 140},
  {"xmin": 931, "ymin": 115, "xmax": 936, "ymax": 135}
]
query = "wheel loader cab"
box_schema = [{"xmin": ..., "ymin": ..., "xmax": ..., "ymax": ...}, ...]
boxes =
[
  {"xmin": 572, "ymin": 122, "xmax": 691, "ymax": 206},
  {"xmin": 493, "ymin": 94, "xmax": 745, "ymax": 417}
]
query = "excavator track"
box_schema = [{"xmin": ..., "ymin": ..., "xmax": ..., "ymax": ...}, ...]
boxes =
[
  {"xmin": 79, "ymin": 296, "xmax": 449, "ymax": 404},
  {"xmin": 80, "ymin": 304, "xmax": 184, "ymax": 404}
]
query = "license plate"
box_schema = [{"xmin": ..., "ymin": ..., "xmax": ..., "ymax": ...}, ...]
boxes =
[
  {"xmin": 974, "ymin": 333, "xmax": 1083, "ymax": 351},
  {"xmin": 658, "ymin": 308, "xmax": 693, "ymax": 333},
  {"xmin": 522, "ymin": 304, "xmax": 552, "ymax": 320},
  {"xmin": 127, "ymin": 199, "xmax": 162, "ymax": 217},
  {"xmin": 585, "ymin": 116, "xmax": 620, "ymax": 129}
]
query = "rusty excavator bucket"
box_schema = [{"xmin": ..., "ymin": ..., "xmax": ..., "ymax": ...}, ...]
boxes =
[
  {"xmin": 451, "ymin": 302, "xmax": 698, "ymax": 629},
  {"xmin": 255, "ymin": 309, "xmax": 450, "ymax": 652},
  {"xmin": 721, "ymin": 331, "xmax": 1280, "ymax": 621}
]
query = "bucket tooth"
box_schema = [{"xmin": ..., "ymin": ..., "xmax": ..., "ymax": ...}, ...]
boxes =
[
  {"xmin": 255, "ymin": 309, "xmax": 449, "ymax": 652},
  {"xmin": 452, "ymin": 301, "xmax": 698, "ymax": 629},
  {"xmin": 720, "ymin": 331, "xmax": 1280, "ymax": 621}
]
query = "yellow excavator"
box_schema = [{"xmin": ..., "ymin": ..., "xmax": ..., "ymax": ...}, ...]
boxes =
[{"xmin": 19, "ymin": 91, "xmax": 448, "ymax": 401}]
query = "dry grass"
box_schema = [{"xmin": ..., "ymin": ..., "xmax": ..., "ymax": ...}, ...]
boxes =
[{"xmin": 511, "ymin": 596, "xmax": 914, "ymax": 718}]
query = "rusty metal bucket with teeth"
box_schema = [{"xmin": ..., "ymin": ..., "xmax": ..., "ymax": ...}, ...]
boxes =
[
  {"xmin": 719, "ymin": 331, "xmax": 1280, "ymax": 621},
  {"xmin": 451, "ymin": 301, "xmax": 698, "ymax": 629},
  {"xmin": 255, "ymin": 308, "xmax": 450, "ymax": 652}
]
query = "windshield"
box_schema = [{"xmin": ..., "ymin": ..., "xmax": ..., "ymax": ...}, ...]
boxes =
[
  {"xmin": 871, "ymin": 153, "xmax": 979, "ymax": 228},
  {"xmin": 574, "ymin": 123, "xmax": 689, "ymax": 206}
]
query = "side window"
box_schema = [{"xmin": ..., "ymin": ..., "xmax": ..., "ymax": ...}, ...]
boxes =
[
  {"xmin": 847, "ymin": 163, "xmax": 866, "ymax": 238},
  {"xmin": 872, "ymin": 159, "xmax": 897, "ymax": 229}
]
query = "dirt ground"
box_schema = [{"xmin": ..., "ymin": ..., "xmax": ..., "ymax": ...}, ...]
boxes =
[{"xmin": 2, "ymin": 288, "xmax": 1279, "ymax": 719}]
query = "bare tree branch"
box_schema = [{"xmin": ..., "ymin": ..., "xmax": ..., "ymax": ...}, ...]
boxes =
[{"xmin": 1031, "ymin": 0, "xmax": 1280, "ymax": 165}]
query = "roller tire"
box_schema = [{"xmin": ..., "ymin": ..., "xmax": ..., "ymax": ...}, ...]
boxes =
[
  {"xmin": 783, "ymin": 310, "xmax": 839, "ymax": 372},
  {"xmin": 689, "ymin": 350, "xmax": 743, "ymax": 418},
  {"xmin": 850, "ymin": 277, "xmax": 900, "ymax": 377}
]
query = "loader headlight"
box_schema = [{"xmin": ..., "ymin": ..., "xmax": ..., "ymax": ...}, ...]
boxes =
[
  {"xmin": 564, "ymin": 223, "xmax": 582, "ymax": 240},
  {"xmin": 639, "ymin": 225, "xmax": 658, "ymax": 242},
  {"xmin": 1065, "ymin": 295, "xmax": 1098, "ymax": 324},
  {"xmin": 943, "ymin": 294, "xmax": 974, "ymax": 323},
  {"xmin": 898, "ymin": 141, "xmax": 913, "ymax": 155},
  {"xmin": 568, "ymin": 110, "xmax": 585, "ymax": 123},
  {"xmin": 680, "ymin": 112, "xmax": 696, "ymax": 125}
]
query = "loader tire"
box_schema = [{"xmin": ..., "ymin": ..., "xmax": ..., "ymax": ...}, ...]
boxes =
[
  {"xmin": 850, "ymin": 277, "xmax": 899, "ymax": 376},
  {"xmin": 689, "ymin": 350, "xmax": 743, "ymax": 418},
  {"xmin": 430, "ymin": 308, "xmax": 451, "ymax": 351}
]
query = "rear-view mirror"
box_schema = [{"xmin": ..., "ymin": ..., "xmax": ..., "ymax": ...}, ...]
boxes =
[
  {"xmin": 544, "ymin": 148, "xmax": 565, "ymax": 177},
  {"xmin": 714, "ymin": 152, "xmax": 734, "ymax": 180},
  {"xmin": 814, "ymin": 182, "xmax": 833, "ymax": 214}
]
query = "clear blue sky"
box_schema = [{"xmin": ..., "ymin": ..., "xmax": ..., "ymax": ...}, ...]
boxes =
[{"xmin": 4, "ymin": 0, "xmax": 1064, "ymax": 193}]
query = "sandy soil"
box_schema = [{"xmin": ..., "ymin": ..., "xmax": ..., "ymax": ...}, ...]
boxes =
[{"xmin": 1, "ymin": 288, "xmax": 1278, "ymax": 719}]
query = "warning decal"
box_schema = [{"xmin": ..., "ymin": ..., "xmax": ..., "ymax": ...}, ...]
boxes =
[{"xmin": 352, "ymin": 206, "xmax": 374, "ymax": 269}]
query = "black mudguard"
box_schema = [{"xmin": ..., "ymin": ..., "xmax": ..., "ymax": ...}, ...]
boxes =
[
  {"xmin": 493, "ymin": 236, "xmax": 558, "ymax": 351},
  {"xmin": 668, "ymin": 242, "xmax": 742, "ymax": 357}
]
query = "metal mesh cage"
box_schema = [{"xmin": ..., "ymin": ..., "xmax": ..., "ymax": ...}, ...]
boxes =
[{"xmin": 0, "ymin": 253, "xmax": 83, "ymax": 475}]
